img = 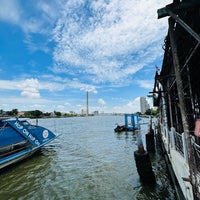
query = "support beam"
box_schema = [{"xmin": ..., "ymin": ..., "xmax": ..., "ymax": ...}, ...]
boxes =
[
  {"xmin": 169, "ymin": 42, "xmax": 200, "ymax": 90},
  {"xmin": 158, "ymin": 2, "xmax": 200, "ymax": 19},
  {"xmin": 166, "ymin": 8, "xmax": 200, "ymax": 44}
]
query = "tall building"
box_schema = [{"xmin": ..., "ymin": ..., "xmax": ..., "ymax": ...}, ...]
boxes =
[{"xmin": 140, "ymin": 97, "xmax": 149, "ymax": 114}]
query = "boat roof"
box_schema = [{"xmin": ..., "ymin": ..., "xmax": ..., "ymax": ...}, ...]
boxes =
[{"xmin": 0, "ymin": 118, "xmax": 30, "ymax": 122}]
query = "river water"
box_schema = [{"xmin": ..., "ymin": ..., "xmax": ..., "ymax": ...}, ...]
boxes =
[{"xmin": 0, "ymin": 115, "xmax": 176, "ymax": 200}]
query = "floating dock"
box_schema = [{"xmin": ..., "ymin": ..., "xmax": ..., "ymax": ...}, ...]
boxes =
[{"xmin": 114, "ymin": 114, "xmax": 140, "ymax": 132}]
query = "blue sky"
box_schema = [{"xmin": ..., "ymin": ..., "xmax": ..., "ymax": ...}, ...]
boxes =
[{"xmin": 0, "ymin": 0, "xmax": 170, "ymax": 114}]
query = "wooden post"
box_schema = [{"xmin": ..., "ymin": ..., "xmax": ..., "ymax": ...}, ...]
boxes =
[{"xmin": 134, "ymin": 129, "xmax": 156, "ymax": 186}]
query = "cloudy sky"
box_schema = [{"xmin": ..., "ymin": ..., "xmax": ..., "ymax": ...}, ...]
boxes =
[{"xmin": 0, "ymin": 0, "xmax": 170, "ymax": 114}]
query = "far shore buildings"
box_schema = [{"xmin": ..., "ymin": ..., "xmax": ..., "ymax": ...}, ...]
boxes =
[{"xmin": 140, "ymin": 96, "xmax": 150, "ymax": 114}]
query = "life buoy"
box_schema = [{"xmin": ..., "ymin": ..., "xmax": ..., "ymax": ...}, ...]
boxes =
[{"xmin": 194, "ymin": 119, "xmax": 200, "ymax": 137}]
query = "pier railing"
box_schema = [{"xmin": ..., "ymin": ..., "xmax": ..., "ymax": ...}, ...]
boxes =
[
  {"xmin": 174, "ymin": 131, "xmax": 184, "ymax": 156},
  {"xmin": 160, "ymin": 123, "xmax": 200, "ymax": 171},
  {"xmin": 193, "ymin": 141, "xmax": 200, "ymax": 171}
]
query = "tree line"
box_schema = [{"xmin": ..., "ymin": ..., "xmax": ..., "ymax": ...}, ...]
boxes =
[
  {"xmin": 0, "ymin": 108, "xmax": 158, "ymax": 119},
  {"xmin": 0, "ymin": 109, "xmax": 78, "ymax": 118},
  {"xmin": 137, "ymin": 108, "xmax": 159, "ymax": 116}
]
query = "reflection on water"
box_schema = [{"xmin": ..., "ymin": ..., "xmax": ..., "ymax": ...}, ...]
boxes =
[{"xmin": 0, "ymin": 116, "xmax": 176, "ymax": 200}]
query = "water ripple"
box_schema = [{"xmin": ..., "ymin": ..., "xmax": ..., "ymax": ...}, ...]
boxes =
[{"xmin": 0, "ymin": 116, "xmax": 176, "ymax": 200}]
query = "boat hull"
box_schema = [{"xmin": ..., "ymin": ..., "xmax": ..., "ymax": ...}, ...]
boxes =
[
  {"xmin": 0, "ymin": 118, "xmax": 58, "ymax": 170},
  {"xmin": 0, "ymin": 148, "xmax": 39, "ymax": 170}
]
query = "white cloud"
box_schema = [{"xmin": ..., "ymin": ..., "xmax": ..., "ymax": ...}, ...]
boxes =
[
  {"xmin": 0, "ymin": 78, "xmax": 41, "ymax": 99},
  {"xmin": 52, "ymin": 0, "xmax": 170, "ymax": 84},
  {"xmin": 18, "ymin": 78, "xmax": 40, "ymax": 99},
  {"xmin": 0, "ymin": 0, "xmax": 21, "ymax": 24},
  {"xmin": 1, "ymin": 0, "xmax": 170, "ymax": 86},
  {"xmin": 0, "ymin": 0, "xmax": 42, "ymax": 33},
  {"xmin": 0, "ymin": 0, "xmax": 60, "ymax": 54},
  {"xmin": 0, "ymin": 0, "xmax": 171, "ymax": 113},
  {"xmin": 0, "ymin": 76, "xmax": 98, "ymax": 99},
  {"xmin": 0, "ymin": 95, "xmax": 54, "ymax": 111},
  {"xmin": 112, "ymin": 97, "xmax": 141, "ymax": 113},
  {"xmin": 41, "ymin": 75, "xmax": 98, "ymax": 93},
  {"xmin": 136, "ymin": 79, "xmax": 154, "ymax": 89},
  {"xmin": 55, "ymin": 105, "xmax": 65, "ymax": 111},
  {"xmin": 98, "ymin": 98, "xmax": 106, "ymax": 105}
]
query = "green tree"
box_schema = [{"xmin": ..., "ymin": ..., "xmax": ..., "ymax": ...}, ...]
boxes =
[
  {"xmin": 25, "ymin": 110, "xmax": 43, "ymax": 118},
  {"xmin": 145, "ymin": 108, "xmax": 159, "ymax": 116},
  {"xmin": 12, "ymin": 109, "xmax": 18, "ymax": 116},
  {"xmin": 0, "ymin": 109, "xmax": 3, "ymax": 115},
  {"xmin": 43, "ymin": 112, "xmax": 51, "ymax": 117},
  {"xmin": 54, "ymin": 111, "xmax": 62, "ymax": 117},
  {"xmin": 32, "ymin": 110, "xmax": 43, "ymax": 118}
]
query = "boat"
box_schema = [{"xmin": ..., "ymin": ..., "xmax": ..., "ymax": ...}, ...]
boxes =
[
  {"xmin": 152, "ymin": 1, "xmax": 200, "ymax": 199},
  {"xmin": 114, "ymin": 114, "xmax": 140, "ymax": 132},
  {"xmin": 0, "ymin": 118, "xmax": 58, "ymax": 170}
]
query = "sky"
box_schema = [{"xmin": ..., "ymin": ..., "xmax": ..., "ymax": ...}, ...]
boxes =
[{"xmin": 0, "ymin": 0, "xmax": 170, "ymax": 114}]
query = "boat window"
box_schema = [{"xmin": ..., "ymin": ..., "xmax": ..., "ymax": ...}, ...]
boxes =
[{"xmin": 22, "ymin": 121, "xmax": 30, "ymax": 125}]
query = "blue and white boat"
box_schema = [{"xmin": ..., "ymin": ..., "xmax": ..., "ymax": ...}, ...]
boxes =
[{"xmin": 0, "ymin": 118, "xmax": 57, "ymax": 170}]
